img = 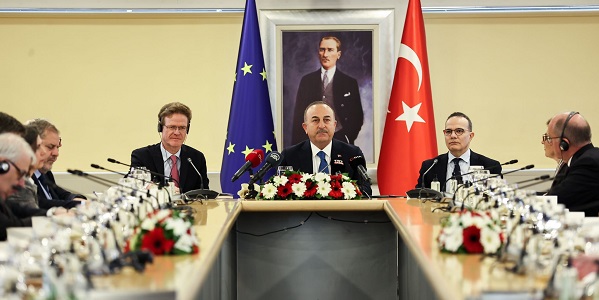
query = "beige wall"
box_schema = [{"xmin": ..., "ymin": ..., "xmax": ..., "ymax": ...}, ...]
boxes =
[{"xmin": 2, "ymin": 11, "xmax": 599, "ymax": 182}]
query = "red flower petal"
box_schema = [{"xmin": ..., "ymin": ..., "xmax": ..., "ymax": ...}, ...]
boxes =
[
  {"xmin": 462, "ymin": 225, "xmax": 483, "ymax": 253},
  {"xmin": 140, "ymin": 227, "xmax": 175, "ymax": 255}
]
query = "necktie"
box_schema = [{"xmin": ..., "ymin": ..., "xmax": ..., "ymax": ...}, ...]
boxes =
[
  {"xmin": 38, "ymin": 174, "xmax": 52, "ymax": 199},
  {"xmin": 452, "ymin": 158, "xmax": 462, "ymax": 184},
  {"xmin": 322, "ymin": 71, "xmax": 329, "ymax": 89},
  {"xmin": 317, "ymin": 151, "xmax": 329, "ymax": 174},
  {"xmin": 170, "ymin": 155, "xmax": 180, "ymax": 188},
  {"xmin": 551, "ymin": 162, "xmax": 569, "ymax": 188}
]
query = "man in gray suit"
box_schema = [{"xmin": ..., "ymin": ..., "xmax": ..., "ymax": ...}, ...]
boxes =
[{"xmin": 292, "ymin": 36, "xmax": 364, "ymax": 146}]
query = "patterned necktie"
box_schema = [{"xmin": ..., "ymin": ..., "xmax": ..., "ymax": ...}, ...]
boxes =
[
  {"xmin": 452, "ymin": 158, "xmax": 462, "ymax": 184},
  {"xmin": 170, "ymin": 155, "xmax": 180, "ymax": 187},
  {"xmin": 317, "ymin": 151, "xmax": 329, "ymax": 174},
  {"xmin": 322, "ymin": 71, "xmax": 329, "ymax": 89}
]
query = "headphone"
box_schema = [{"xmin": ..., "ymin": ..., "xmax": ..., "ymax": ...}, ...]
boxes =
[
  {"xmin": 0, "ymin": 160, "xmax": 10, "ymax": 175},
  {"xmin": 157, "ymin": 119, "xmax": 191, "ymax": 133},
  {"xmin": 559, "ymin": 111, "xmax": 579, "ymax": 151}
]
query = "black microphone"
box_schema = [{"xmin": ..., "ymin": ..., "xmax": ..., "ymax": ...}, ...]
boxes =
[
  {"xmin": 406, "ymin": 158, "xmax": 441, "ymax": 200},
  {"xmin": 91, "ymin": 163, "xmax": 169, "ymax": 204},
  {"xmin": 348, "ymin": 155, "xmax": 371, "ymax": 183},
  {"xmin": 249, "ymin": 151, "xmax": 283, "ymax": 185},
  {"xmin": 186, "ymin": 157, "xmax": 220, "ymax": 200},
  {"xmin": 231, "ymin": 149, "xmax": 264, "ymax": 182},
  {"xmin": 513, "ymin": 174, "xmax": 551, "ymax": 185},
  {"xmin": 519, "ymin": 175, "xmax": 554, "ymax": 190},
  {"xmin": 420, "ymin": 158, "xmax": 438, "ymax": 188},
  {"xmin": 107, "ymin": 158, "xmax": 179, "ymax": 188}
]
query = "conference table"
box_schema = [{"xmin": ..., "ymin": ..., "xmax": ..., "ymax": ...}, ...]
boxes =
[{"xmin": 91, "ymin": 198, "xmax": 547, "ymax": 300}]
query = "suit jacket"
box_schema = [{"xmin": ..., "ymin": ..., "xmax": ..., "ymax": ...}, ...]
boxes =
[
  {"xmin": 416, "ymin": 151, "xmax": 502, "ymax": 191},
  {"xmin": 0, "ymin": 199, "xmax": 46, "ymax": 241},
  {"xmin": 547, "ymin": 143, "xmax": 599, "ymax": 216},
  {"xmin": 292, "ymin": 69, "xmax": 363, "ymax": 145},
  {"xmin": 32, "ymin": 171, "xmax": 83, "ymax": 209},
  {"xmin": 6, "ymin": 178, "xmax": 43, "ymax": 210},
  {"xmin": 280, "ymin": 139, "xmax": 372, "ymax": 196},
  {"xmin": 131, "ymin": 143, "xmax": 209, "ymax": 193}
]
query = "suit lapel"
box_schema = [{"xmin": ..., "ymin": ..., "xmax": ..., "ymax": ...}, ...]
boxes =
[
  {"xmin": 436, "ymin": 154, "xmax": 449, "ymax": 190},
  {"xmin": 179, "ymin": 145, "xmax": 190, "ymax": 190},
  {"xmin": 298, "ymin": 141, "xmax": 315, "ymax": 173}
]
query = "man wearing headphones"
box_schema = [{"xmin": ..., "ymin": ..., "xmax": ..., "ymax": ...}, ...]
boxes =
[
  {"xmin": 546, "ymin": 111, "xmax": 599, "ymax": 216},
  {"xmin": 130, "ymin": 102, "xmax": 210, "ymax": 193}
]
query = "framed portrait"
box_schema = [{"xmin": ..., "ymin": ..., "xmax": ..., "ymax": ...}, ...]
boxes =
[{"xmin": 260, "ymin": 9, "xmax": 396, "ymax": 165}]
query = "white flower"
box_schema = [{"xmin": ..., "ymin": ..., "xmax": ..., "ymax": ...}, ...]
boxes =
[
  {"xmin": 341, "ymin": 174, "xmax": 350, "ymax": 181},
  {"xmin": 442, "ymin": 227, "xmax": 464, "ymax": 252},
  {"xmin": 261, "ymin": 183, "xmax": 277, "ymax": 199},
  {"xmin": 273, "ymin": 175, "xmax": 288, "ymax": 186},
  {"xmin": 480, "ymin": 226, "xmax": 501, "ymax": 254},
  {"xmin": 165, "ymin": 218, "xmax": 189, "ymax": 237},
  {"xmin": 341, "ymin": 182, "xmax": 357, "ymax": 199},
  {"xmin": 292, "ymin": 182, "xmax": 307, "ymax": 198},
  {"xmin": 313, "ymin": 172, "xmax": 329, "ymax": 183},
  {"xmin": 460, "ymin": 212, "xmax": 473, "ymax": 227},
  {"xmin": 301, "ymin": 173, "xmax": 313, "ymax": 182},
  {"xmin": 155, "ymin": 209, "xmax": 171, "ymax": 222},
  {"xmin": 317, "ymin": 182, "xmax": 332, "ymax": 197},
  {"xmin": 140, "ymin": 217, "xmax": 156, "ymax": 231},
  {"xmin": 174, "ymin": 232, "xmax": 194, "ymax": 253}
]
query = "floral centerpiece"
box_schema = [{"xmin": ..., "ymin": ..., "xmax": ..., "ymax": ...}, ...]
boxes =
[
  {"xmin": 125, "ymin": 209, "xmax": 199, "ymax": 255},
  {"xmin": 438, "ymin": 210, "xmax": 504, "ymax": 254},
  {"xmin": 240, "ymin": 171, "xmax": 362, "ymax": 200}
]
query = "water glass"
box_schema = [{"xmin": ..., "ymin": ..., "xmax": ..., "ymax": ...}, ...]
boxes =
[{"xmin": 277, "ymin": 166, "xmax": 293, "ymax": 176}]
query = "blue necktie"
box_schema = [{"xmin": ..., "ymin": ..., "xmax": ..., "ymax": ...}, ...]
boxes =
[{"xmin": 317, "ymin": 151, "xmax": 329, "ymax": 174}]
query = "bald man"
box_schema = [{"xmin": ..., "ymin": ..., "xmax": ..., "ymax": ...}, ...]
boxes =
[{"xmin": 545, "ymin": 111, "xmax": 599, "ymax": 216}]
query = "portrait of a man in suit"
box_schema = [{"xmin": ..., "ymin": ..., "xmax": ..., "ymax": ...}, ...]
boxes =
[{"xmin": 282, "ymin": 31, "xmax": 374, "ymax": 162}]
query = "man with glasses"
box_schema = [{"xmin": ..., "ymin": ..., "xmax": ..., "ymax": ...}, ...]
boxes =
[
  {"xmin": 416, "ymin": 112, "xmax": 502, "ymax": 192},
  {"xmin": 545, "ymin": 111, "xmax": 599, "ymax": 216},
  {"xmin": 0, "ymin": 133, "xmax": 47, "ymax": 241},
  {"xmin": 541, "ymin": 119, "xmax": 568, "ymax": 189},
  {"xmin": 26, "ymin": 119, "xmax": 85, "ymax": 208},
  {"xmin": 131, "ymin": 102, "xmax": 210, "ymax": 193}
]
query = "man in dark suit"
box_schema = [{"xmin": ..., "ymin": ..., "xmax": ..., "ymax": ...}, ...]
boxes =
[
  {"xmin": 281, "ymin": 101, "xmax": 372, "ymax": 196},
  {"xmin": 546, "ymin": 111, "xmax": 599, "ymax": 216},
  {"xmin": 0, "ymin": 133, "xmax": 47, "ymax": 241},
  {"xmin": 26, "ymin": 119, "xmax": 84, "ymax": 209},
  {"xmin": 131, "ymin": 102, "xmax": 209, "ymax": 194},
  {"xmin": 416, "ymin": 112, "xmax": 501, "ymax": 192},
  {"xmin": 291, "ymin": 36, "xmax": 363, "ymax": 146}
]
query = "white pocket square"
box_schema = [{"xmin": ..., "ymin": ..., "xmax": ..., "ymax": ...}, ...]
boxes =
[{"xmin": 344, "ymin": 92, "xmax": 351, "ymax": 97}]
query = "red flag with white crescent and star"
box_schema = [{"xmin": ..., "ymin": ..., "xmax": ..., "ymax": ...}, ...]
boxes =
[{"xmin": 377, "ymin": 0, "xmax": 438, "ymax": 195}]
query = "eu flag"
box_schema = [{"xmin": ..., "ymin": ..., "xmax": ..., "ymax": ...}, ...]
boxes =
[{"xmin": 220, "ymin": 0, "xmax": 277, "ymax": 195}]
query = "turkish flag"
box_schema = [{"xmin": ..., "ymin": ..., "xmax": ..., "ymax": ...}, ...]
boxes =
[{"xmin": 377, "ymin": 0, "xmax": 438, "ymax": 195}]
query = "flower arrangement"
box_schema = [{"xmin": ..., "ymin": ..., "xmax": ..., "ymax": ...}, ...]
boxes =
[
  {"xmin": 437, "ymin": 210, "xmax": 505, "ymax": 254},
  {"xmin": 125, "ymin": 209, "xmax": 199, "ymax": 255},
  {"xmin": 244, "ymin": 171, "xmax": 362, "ymax": 200}
]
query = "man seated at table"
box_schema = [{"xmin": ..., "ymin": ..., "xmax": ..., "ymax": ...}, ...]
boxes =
[
  {"xmin": 26, "ymin": 119, "xmax": 85, "ymax": 208},
  {"xmin": 131, "ymin": 102, "xmax": 210, "ymax": 193},
  {"xmin": 545, "ymin": 111, "xmax": 599, "ymax": 216},
  {"xmin": 280, "ymin": 101, "xmax": 372, "ymax": 196},
  {"xmin": 416, "ymin": 112, "xmax": 501, "ymax": 192}
]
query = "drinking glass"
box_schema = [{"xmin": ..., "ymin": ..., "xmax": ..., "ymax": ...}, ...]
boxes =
[{"xmin": 277, "ymin": 166, "xmax": 293, "ymax": 176}]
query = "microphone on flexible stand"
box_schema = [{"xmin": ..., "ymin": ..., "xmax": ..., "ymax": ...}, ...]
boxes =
[
  {"xmin": 245, "ymin": 151, "xmax": 283, "ymax": 199},
  {"xmin": 348, "ymin": 155, "xmax": 371, "ymax": 199},
  {"xmin": 107, "ymin": 158, "xmax": 180, "ymax": 188},
  {"xmin": 444, "ymin": 159, "xmax": 518, "ymax": 187},
  {"xmin": 185, "ymin": 157, "xmax": 220, "ymax": 200},
  {"xmin": 406, "ymin": 158, "xmax": 442, "ymax": 201},
  {"xmin": 231, "ymin": 149, "xmax": 264, "ymax": 182},
  {"xmin": 331, "ymin": 155, "xmax": 345, "ymax": 175}
]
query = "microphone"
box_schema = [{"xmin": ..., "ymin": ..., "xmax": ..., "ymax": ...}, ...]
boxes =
[
  {"xmin": 107, "ymin": 158, "xmax": 179, "ymax": 188},
  {"xmin": 348, "ymin": 155, "xmax": 371, "ymax": 183},
  {"xmin": 420, "ymin": 158, "xmax": 438, "ymax": 188},
  {"xmin": 513, "ymin": 174, "xmax": 551, "ymax": 185},
  {"xmin": 91, "ymin": 163, "xmax": 129, "ymax": 177},
  {"xmin": 249, "ymin": 151, "xmax": 283, "ymax": 185},
  {"xmin": 331, "ymin": 156, "xmax": 345, "ymax": 175},
  {"xmin": 406, "ymin": 158, "xmax": 441, "ymax": 200},
  {"xmin": 186, "ymin": 157, "xmax": 220, "ymax": 200},
  {"xmin": 519, "ymin": 175, "xmax": 554, "ymax": 190},
  {"xmin": 231, "ymin": 149, "xmax": 264, "ymax": 182}
]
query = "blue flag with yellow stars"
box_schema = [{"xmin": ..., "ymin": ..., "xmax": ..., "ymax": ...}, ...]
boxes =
[{"xmin": 220, "ymin": 0, "xmax": 277, "ymax": 195}]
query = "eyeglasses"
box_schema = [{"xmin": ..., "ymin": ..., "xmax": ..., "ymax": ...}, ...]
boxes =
[
  {"xmin": 443, "ymin": 128, "xmax": 469, "ymax": 136},
  {"xmin": 164, "ymin": 125, "xmax": 188, "ymax": 132},
  {"xmin": 7, "ymin": 160, "xmax": 28, "ymax": 179},
  {"xmin": 542, "ymin": 133, "xmax": 560, "ymax": 143}
]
